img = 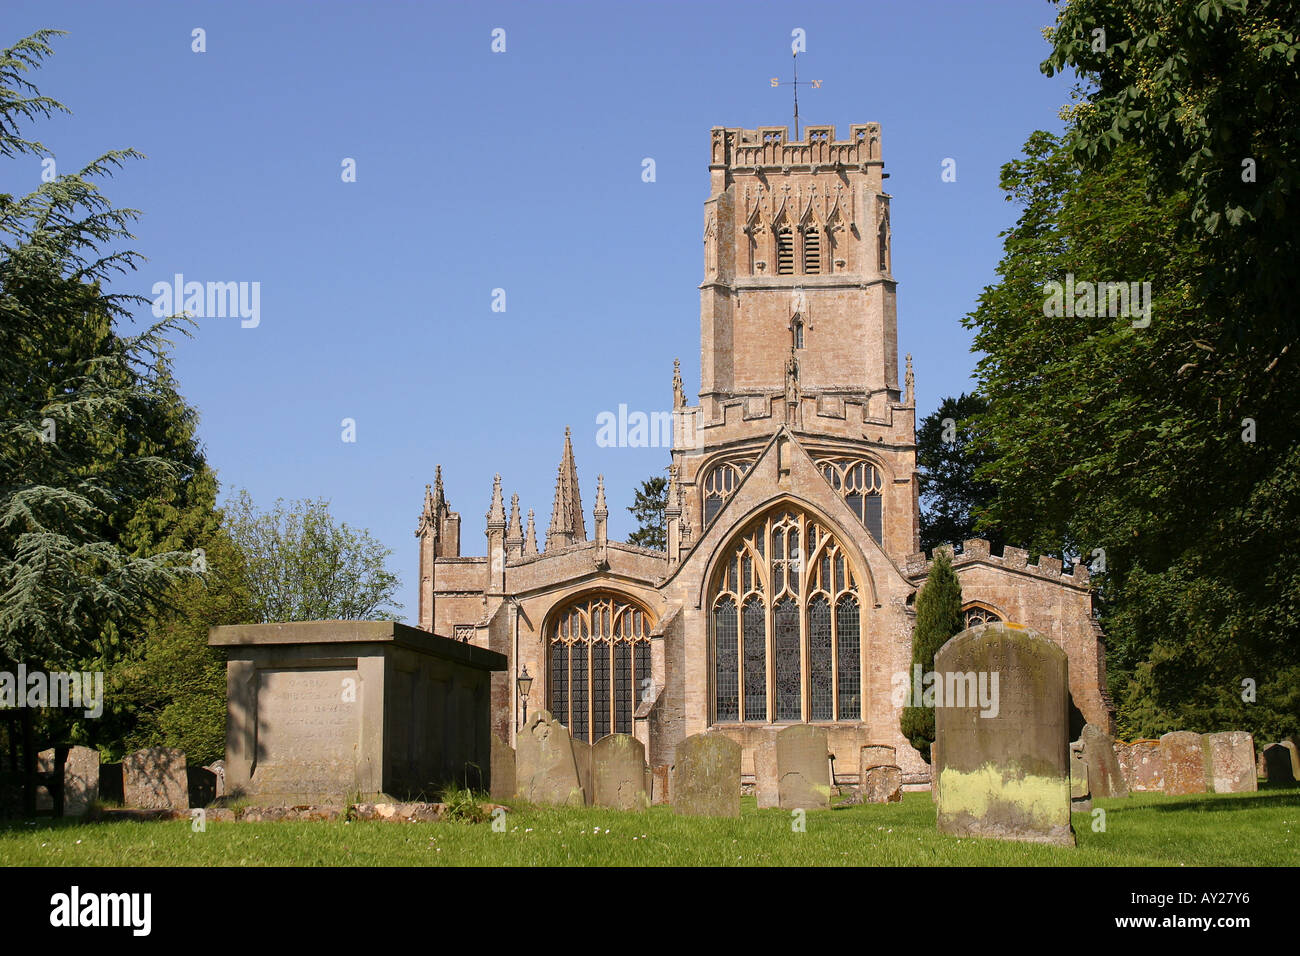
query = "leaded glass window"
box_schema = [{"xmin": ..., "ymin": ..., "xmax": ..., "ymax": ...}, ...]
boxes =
[
  {"xmin": 711, "ymin": 508, "xmax": 864, "ymax": 724},
  {"xmin": 962, "ymin": 603, "xmax": 1003, "ymax": 629},
  {"xmin": 701, "ymin": 459, "xmax": 753, "ymax": 528},
  {"xmin": 549, "ymin": 595, "xmax": 653, "ymax": 742},
  {"xmin": 815, "ymin": 457, "xmax": 885, "ymax": 543}
]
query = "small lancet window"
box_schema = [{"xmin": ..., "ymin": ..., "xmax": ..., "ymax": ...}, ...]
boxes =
[{"xmin": 793, "ymin": 319, "xmax": 805, "ymax": 350}]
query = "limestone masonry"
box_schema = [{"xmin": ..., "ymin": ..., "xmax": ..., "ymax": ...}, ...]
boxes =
[{"xmin": 414, "ymin": 123, "xmax": 1112, "ymax": 784}]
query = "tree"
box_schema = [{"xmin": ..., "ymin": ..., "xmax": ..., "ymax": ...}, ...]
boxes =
[
  {"xmin": 626, "ymin": 476, "xmax": 667, "ymax": 550},
  {"xmin": 0, "ymin": 31, "xmax": 202, "ymax": 675},
  {"xmin": 917, "ymin": 393, "xmax": 1000, "ymax": 553},
  {"xmin": 224, "ymin": 490, "xmax": 402, "ymax": 622},
  {"xmin": 899, "ymin": 550, "xmax": 964, "ymax": 762}
]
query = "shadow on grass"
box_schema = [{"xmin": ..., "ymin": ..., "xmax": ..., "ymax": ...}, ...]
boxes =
[{"xmin": 1143, "ymin": 788, "xmax": 1300, "ymax": 813}]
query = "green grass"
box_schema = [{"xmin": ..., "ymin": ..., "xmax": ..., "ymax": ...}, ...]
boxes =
[{"xmin": 2, "ymin": 787, "xmax": 1297, "ymax": 866}]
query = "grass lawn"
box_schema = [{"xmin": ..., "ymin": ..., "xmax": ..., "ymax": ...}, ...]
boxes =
[{"xmin": 2, "ymin": 786, "xmax": 1297, "ymax": 867}]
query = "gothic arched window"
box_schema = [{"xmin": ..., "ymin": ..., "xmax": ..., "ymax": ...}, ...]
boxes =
[
  {"xmin": 962, "ymin": 603, "xmax": 1004, "ymax": 629},
  {"xmin": 793, "ymin": 319, "xmax": 805, "ymax": 350},
  {"xmin": 815, "ymin": 457, "xmax": 885, "ymax": 543},
  {"xmin": 711, "ymin": 508, "xmax": 864, "ymax": 723},
  {"xmin": 550, "ymin": 594, "xmax": 652, "ymax": 742},
  {"xmin": 701, "ymin": 459, "xmax": 753, "ymax": 528}
]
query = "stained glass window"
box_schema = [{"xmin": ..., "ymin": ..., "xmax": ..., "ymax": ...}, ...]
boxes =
[
  {"xmin": 809, "ymin": 596, "xmax": 833, "ymax": 720},
  {"xmin": 836, "ymin": 596, "xmax": 861, "ymax": 720},
  {"xmin": 713, "ymin": 598, "xmax": 739, "ymax": 721},
  {"xmin": 743, "ymin": 597, "xmax": 766, "ymax": 721},
  {"xmin": 549, "ymin": 594, "xmax": 653, "ymax": 742}
]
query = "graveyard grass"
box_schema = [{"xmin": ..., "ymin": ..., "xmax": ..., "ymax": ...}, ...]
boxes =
[{"xmin": 2, "ymin": 786, "xmax": 1297, "ymax": 866}]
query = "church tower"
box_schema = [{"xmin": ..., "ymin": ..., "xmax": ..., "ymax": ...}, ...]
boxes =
[{"xmin": 670, "ymin": 124, "xmax": 920, "ymax": 564}]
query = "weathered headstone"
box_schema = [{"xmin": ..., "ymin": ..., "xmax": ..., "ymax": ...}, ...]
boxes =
[
  {"xmin": 860, "ymin": 745, "xmax": 896, "ymax": 773},
  {"xmin": 1123, "ymin": 739, "xmax": 1164, "ymax": 792},
  {"xmin": 753, "ymin": 737, "xmax": 779, "ymax": 809},
  {"xmin": 672, "ymin": 733, "xmax": 740, "ymax": 817},
  {"xmin": 490, "ymin": 734, "xmax": 515, "ymax": 803},
  {"xmin": 1203, "ymin": 732, "xmax": 1256, "ymax": 793},
  {"xmin": 1081, "ymin": 723, "xmax": 1128, "ymax": 799},
  {"xmin": 776, "ymin": 724, "xmax": 831, "ymax": 810},
  {"xmin": 570, "ymin": 737, "xmax": 593, "ymax": 807},
  {"xmin": 862, "ymin": 765, "xmax": 902, "ymax": 803},
  {"xmin": 650, "ymin": 764, "xmax": 670, "ymax": 805},
  {"xmin": 1283, "ymin": 741, "xmax": 1300, "ymax": 779},
  {"xmin": 205, "ymin": 760, "xmax": 226, "ymax": 799},
  {"xmin": 63, "ymin": 746, "xmax": 100, "ymax": 816},
  {"xmin": 930, "ymin": 739, "xmax": 939, "ymax": 803},
  {"xmin": 1262, "ymin": 743, "xmax": 1297, "ymax": 784},
  {"xmin": 934, "ymin": 623, "xmax": 1074, "ymax": 846},
  {"xmin": 123, "ymin": 747, "xmax": 189, "ymax": 810},
  {"xmin": 591, "ymin": 734, "xmax": 649, "ymax": 811},
  {"xmin": 1159, "ymin": 731, "xmax": 1206, "ymax": 796},
  {"xmin": 514, "ymin": 710, "xmax": 584, "ymax": 806},
  {"xmin": 1069, "ymin": 741, "xmax": 1092, "ymax": 812}
]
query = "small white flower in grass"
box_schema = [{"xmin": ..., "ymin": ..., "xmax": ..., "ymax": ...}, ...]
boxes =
[{"xmin": 525, "ymin": 828, "xmax": 533, "ymax": 833}]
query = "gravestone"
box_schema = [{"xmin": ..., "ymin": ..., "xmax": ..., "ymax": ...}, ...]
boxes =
[
  {"xmin": 930, "ymin": 740, "xmax": 939, "ymax": 803},
  {"xmin": 776, "ymin": 724, "xmax": 831, "ymax": 810},
  {"xmin": 650, "ymin": 765, "xmax": 670, "ymax": 805},
  {"xmin": 672, "ymin": 733, "xmax": 740, "ymax": 817},
  {"xmin": 862, "ymin": 765, "xmax": 902, "ymax": 803},
  {"xmin": 753, "ymin": 737, "xmax": 779, "ymax": 809},
  {"xmin": 205, "ymin": 760, "xmax": 226, "ymax": 799},
  {"xmin": 1159, "ymin": 732, "xmax": 1206, "ymax": 796},
  {"xmin": 860, "ymin": 745, "xmax": 897, "ymax": 802},
  {"xmin": 570, "ymin": 737, "xmax": 594, "ymax": 807},
  {"xmin": 1081, "ymin": 723, "xmax": 1128, "ymax": 798},
  {"xmin": 1283, "ymin": 741, "xmax": 1300, "ymax": 779},
  {"xmin": 515, "ymin": 710, "xmax": 584, "ymax": 806},
  {"xmin": 591, "ymin": 734, "xmax": 649, "ymax": 811},
  {"xmin": 1262, "ymin": 743, "xmax": 1297, "ymax": 784},
  {"xmin": 490, "ymin": 734, "xmax": 515, "ymax": 803},
  {"xmin": 1069, "ymin": 741, "xmax": 1091, "ymax": 812},
  {"xmin": 934, "ymin": 623, "xmax": 1074, "ymax": 846},
  {"xmin": 1203, "ymin": 732, "xmax": 1256, "ymax": 793},
  {"xmin": 123, "ymin": 747, "xmax": 189, "ymax": 810},
  {"xmin": 62, "ymin": 746, "xmax": 100, "ymax": 816},
  {"xmin": 1124, "ymin": 739, "xmax": 1164, "ymax": 792}
]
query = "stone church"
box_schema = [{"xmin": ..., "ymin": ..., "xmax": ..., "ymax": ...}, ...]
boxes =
[{"xmin": 415, "ymin": 122, "xmax": 1111, "ymax": 783}]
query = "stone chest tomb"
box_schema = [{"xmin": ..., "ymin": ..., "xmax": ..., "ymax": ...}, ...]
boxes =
[{"xmin": 209, "ymin": 621, "xmax": 506, "ymax": 804}]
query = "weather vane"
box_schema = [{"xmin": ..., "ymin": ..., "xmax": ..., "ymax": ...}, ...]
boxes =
[{"xmin": 770, "ymin": 49, "xmax": 821, "ymax": 140}]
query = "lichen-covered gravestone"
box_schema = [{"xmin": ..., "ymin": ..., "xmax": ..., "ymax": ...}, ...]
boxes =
[
  {"xmin": 591, "ymin": 734, "xmax": 649, "ymax": 810},
  {"xmin": 62, "ymin": 746, "xmax": 100, "ymax": 816},
  {"xmin": 490, "ymin": 734, "xmax": 515, "ymax": 803},
  {"xmin": 934, "ymin": 623, "xmax": 1074, "ymax": 846},
  {"xmin": 672, "ymin": 733, "xmax": 740, "ymax": 817},
  {"xmin": 753, "ymin": 737, "xmax": 779, "ymax": 809},
  {"xmin": 1081, "ymin": 724, "xmax": 1128, "ymax": 799},
  {"xmin": 1123, "ymin": 739, "xmax": 1164, "ymax": 792},
  {"xmin": 1159, "ymin": 732, "xmax": 1207, "ymax": 796},
  {"xmin": 123, "ymin": 746, "xmax": 189, "ymax": 810},
  {"xmin": 1203, "ymin": 732, "xmax": 1256, "ymax": 793},
  {"xmin": 776, "ymin": 724, "xmax": 831, "ymax": 810},
  {"xmin": 862, "ymin": 765, "xmax": 902, "ymax": 803},
  {"xmin": 514, "ymin": 710, "xmax": 584, "ymax": 806}
]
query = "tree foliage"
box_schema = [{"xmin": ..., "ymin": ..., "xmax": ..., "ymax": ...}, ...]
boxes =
[
  {"xmin": 627, "ymin": 476, "xmax": 667, "ymax": 551},
  {"xmin": 224, "ymin": 490, "xmax": 403, "ymax": 622},
  {"xmin": 0, "ymin": 31, "xmax": 206, "ymax": 675},
  {"xmin": 917, "ymin": 393, "xmax": 1000, "ymax": 554},
  {"xmin": 900, "ymin": 550, "xmax": 964, "ymax": 761}
]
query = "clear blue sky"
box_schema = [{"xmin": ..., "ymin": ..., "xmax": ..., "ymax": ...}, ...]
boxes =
[{"xmin": 4, "ymin": 1, "xmax": 1071, "ymax": 621}]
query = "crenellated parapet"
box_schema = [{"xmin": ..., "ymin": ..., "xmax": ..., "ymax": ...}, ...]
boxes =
[
  {"xmin": 904, "ymin": 539, "xmax": 1092, "ymax": 589},
  {"xmin": 711, "ymin": 124, "xmax": 882, "ymax": 171}
]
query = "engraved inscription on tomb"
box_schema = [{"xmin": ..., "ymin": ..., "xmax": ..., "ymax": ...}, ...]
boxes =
[{"xmin": 257, "ymin": 668, "xmax": 359, "ymax": 765}]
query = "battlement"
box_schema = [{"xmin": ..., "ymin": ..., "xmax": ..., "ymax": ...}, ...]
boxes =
[
  {"xmin": 904, "ymin": 539, "xmax": 1091, "ymax": 589},
  {"xmin": 710, "ymin": 124, "xmax": 882, "ymax": 171}
]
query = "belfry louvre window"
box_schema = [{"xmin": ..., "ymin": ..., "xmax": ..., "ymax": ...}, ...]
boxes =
[
  {"xmin": 550, "ymin": 595, "xmax": 652, "ymax": 743},
  {"xmin": 776, "ymin": 227, "xmax": 795, "ymax": 275},
  {"xmin": 803, "ymin": 228, "xmax": 821, "ymax": 274},
  {"xmin": 816, "ymin": 457, "xmax": 885, "ymax": 543},
  {"xmin": 711, "ymin": 508, "xmax": 864, "ymax": 723}
]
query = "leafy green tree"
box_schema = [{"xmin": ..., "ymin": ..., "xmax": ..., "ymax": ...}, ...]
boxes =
[
  {"xmin": 917, "ymin": 393, "xmax": 1000, "ymax": 554},
  {"xmin": 224, "ymin": 490, "xmax": 402, "ymax": 622},
  {"xmin": 626, "ymin": 476, "xmax": 667, "ymax": 550},
  {"xmin": 900, "ymin": 550, "xmax": 964, "ymax": 762}
]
